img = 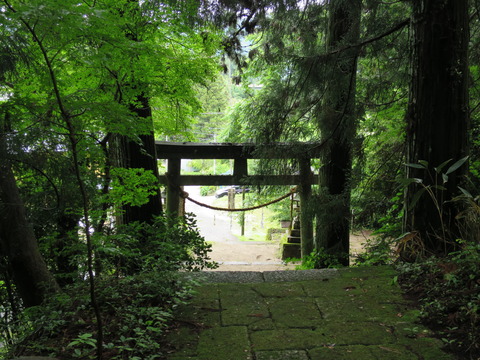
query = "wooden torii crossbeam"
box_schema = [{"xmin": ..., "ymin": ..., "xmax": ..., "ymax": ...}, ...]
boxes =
[
  {"xmin": 156, "ymin": 141, "xmax": 320, "ymax": 257},
  {"xmin": 156, "ymin": 141, "xmax": 321, "ymax": 185}
]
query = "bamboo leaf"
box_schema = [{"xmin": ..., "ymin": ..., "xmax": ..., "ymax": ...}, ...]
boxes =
[
  {"xmin": 405, "ymin": 163, "xmax": 427, "ymax": 169},
  {"xmin": 458, "ymin": 186, "xmax": 472, "ymax": 198},
  {"xmin": 442, "ymin": 173, "xmax": 448, "ymax": 184},
  {"xmin": 445, "ymin": 156, "xmax": 469, "ymax": 175},
  {"xmin": 398, "ymin": 178, "xmax": 423, "ymax": 186},
  {"xmin": 434, "ymin": 159, "xmax": 452, "ymax": 174},
  {"xmin": 408, "ymin": 187, "xmax": 427, "ymax": 210},
  {"xmin": 418, "ymin": 160, "xmax": 429, "ymax": 168}
]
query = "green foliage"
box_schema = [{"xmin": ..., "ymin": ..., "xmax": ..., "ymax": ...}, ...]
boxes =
[
  {"xmin": 200, "ymin": 186, "xmax": 216, "ymax": 196},
  {"xmin": 189, "ymin": 74, "xmax": 233, "ymax": 142},
  {"xmin": 107, "ymin": 168, "xmax": 159, "ymax": 208},
  {"xmin": 367, "ymin": 190, "xmax": 404, "ymax": 241},
  {"xmin": 402, "ymin": 157, "xmax": 469, "ymax": 254},
  {"xmin": 354, "ymin": 236, "xmax": 396, "ymax": 266},
  {"xmin": 404, "ymin": 157, "xmax": 469, "ymax": 210},
  {"xmin": 187, "ymin": 159, "xmax": 230, "ymax": 175},
  {"xmin": 4, "ymin": 210, "xmax": 215, "ymax": 358},
  {"xmin": 0, "ymin": 0, "xmax": 222, "ymax": 291},
  {"xmin": 293, "ymin": 249, "xmax": 344, "ymax": 270},
  {"xmin": 1, "ymin": 0, "xmax": 221, "ymax": 218},
  {"xmin": 97, "ymin": 213, "xmax": 217, "ymax": 275},
  {"xmin": 351, "ymin": 106, "xmax": 406, "ymax": 230},
  {"xmin": 6, "ymin": 271, "xmax": 196, "ymax": 359},
  {"xmin": 397, "ymin": 240, "xmax": 480, "ymax": 358}
]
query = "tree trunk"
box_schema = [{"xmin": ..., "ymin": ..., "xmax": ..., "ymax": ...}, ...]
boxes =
[
  {"xmin": 0, "ymin": 157, "xmax": 59, "ymax": 307},
  {"xmin": 112, "ymin": 94, "xmax": 163, "ymax": 225},
  {"xmin": 315, "ymin": 0, "xmax": 361, "ymax": 266},
  {"xmin": 54, "ymin": 213, "xmax": 80, "ymax": 287},
  {"xmin": 405, "ymin": 0, "xmax": 469, "ymax": 254},
  {"xmin": 110, "ymin": 0, "xmax": 163, "ymax": 225}
]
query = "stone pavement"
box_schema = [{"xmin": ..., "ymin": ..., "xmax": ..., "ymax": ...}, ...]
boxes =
[{"xmin": 165, "ymin": 266, "xmax": 455, "ymax": 360}]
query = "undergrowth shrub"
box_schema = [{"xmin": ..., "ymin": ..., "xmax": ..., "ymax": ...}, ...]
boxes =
[
  {"xmin": 4, "ymin": 212, "xmax": 216, "ymax": 359},
  {"xmin": 9, "ymin": 272, "xmax": 196, "ymax": 359},
  {"xmin": 97, "ymin": 213, "xmax": 217, "ymax": 275},
  {"xmin": 397, "ymin": 240, "xmax": 480, "ymax": 359},
  {"xmin": 294, "ymin": 249, "xmax": 344, "ymax": 269},
  {"xmin": 354, "ymin": 235, "xmax": 397, "ymax": 266}
]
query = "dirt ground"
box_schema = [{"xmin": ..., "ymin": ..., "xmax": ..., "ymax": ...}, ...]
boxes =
[
  {"xmin": 205, "ymin": 230, "xmax": 372, "ymax": 271},
  {"xmin": 185, "ymin": 186, "xmax": 372, "ymax": 271}
]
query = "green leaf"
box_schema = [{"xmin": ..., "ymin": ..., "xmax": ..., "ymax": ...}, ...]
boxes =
[
  {"xmin": 442, "ymin": 173, "xmax": 448, "ymax": 184},
  {"xmin": 445, "ymin": 156, "xmax": 469, "ymax": 175},
  {"xmin": 405, "ymin": 163, "xmax": 427, "ymax": 169},
  {"xmin": 398, "ymin": 177, "xmax": 423, "ymax": 186},
  {"xmin": 458, "ymin": 186, "xmax": 473, "ymax": 198},
  {"xmin": 408, "ymin": 187, "xmax": 427, "ymax": 210},
  {"xmin": 434, "ymin": 159, "xmax": 452, "ymax": 174},
  {"xmin": 418, "ymin": 160, "xmax": 429, "ymax": 168}
]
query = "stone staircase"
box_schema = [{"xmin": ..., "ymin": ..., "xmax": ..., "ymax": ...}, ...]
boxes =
[{"xmin": 281, "ymin": 216, "xmax": 302, "ymax": 259}]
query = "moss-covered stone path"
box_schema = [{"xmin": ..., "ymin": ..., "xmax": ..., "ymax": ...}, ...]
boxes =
[{"xmin": 165, "ymin": 267, "xmax": 455, "ymax": 360}]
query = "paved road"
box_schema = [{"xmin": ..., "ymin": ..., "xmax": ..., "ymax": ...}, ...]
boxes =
[{"xmin": 184, "ymin": 186, "xmax": 241, "ymax": 244}]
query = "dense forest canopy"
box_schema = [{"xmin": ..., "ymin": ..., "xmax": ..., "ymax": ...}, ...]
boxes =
[{"xmin": 1, "ymin": 0, "xmax": 479, "ymax": 359}]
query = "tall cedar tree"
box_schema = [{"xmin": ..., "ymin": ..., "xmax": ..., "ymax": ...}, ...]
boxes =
[
  {"xmin": 405, "ymin": 0, "xmax": 469, "ymax": 254},
  {"xmin": 0, "ymin": 132, "xmax": 59, "ymax": 306},
  {"xmin": 315, "ymin": 0, "xmax": 361, "ymax": 266},
  {"xmin": 112, "ymin": 0, "xmax": 162, "ymax": 225}
]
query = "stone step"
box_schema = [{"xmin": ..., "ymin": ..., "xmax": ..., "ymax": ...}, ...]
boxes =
[
  {"xmin": 287, "ymin": 236, "xmax": 301, "ymax": 244},
  {"xmin": 282, "ymin": 243, "xmax": 301, "ymax": 259},
  {"xmin": 290, "ymin": 229, "xmax": 301, "ymax": 237}
]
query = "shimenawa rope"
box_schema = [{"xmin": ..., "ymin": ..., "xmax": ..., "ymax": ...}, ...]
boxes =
[{"xmin": 180, "ymin": 187, "xmax": 297, "ymax": 212}]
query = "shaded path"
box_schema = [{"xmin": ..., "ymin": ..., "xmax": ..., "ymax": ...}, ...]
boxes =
[
  {"xmin": 164, "ymin": 267, "xmax": 454, "ymax": 360},
  {"xmin": 184, "ymin": 186, "xmax": 294, "ymax": 271},
  {"xmin": 185, "ymin": 186, "xmax": 372, "ymax": 271}
]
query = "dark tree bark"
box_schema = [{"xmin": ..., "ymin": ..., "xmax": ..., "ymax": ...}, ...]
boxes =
[
  {"xmin": 111, "ymin": 1, "xmax": 163, "ymax": 225},
  {"xmin": 405, "ymin": 0, "xmax": 469, "ymax": 254},
  {"xmin": 112, "ymin": 94, "xmax": 163, "ymax": 225},
  {"xmin": 0, "ymin": 156, "xmax": 59, "ymax": 307},
  {"xmin": 315, "ymin": 0, "xmax": 361, "ymax": 266}
]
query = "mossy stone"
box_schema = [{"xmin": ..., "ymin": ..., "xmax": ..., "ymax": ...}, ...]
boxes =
[
  {"xmin": 250, "ymin": 328, "xmax": 333, "ymax": 351},
  {"xmin": 267, "ymin": 297, "xmax": 323, "ymax": 328},
  {"xmin": 252, "ymin": 282, "xmax": 306, "ymax": 298},
  {"xmin": 197, "ymin": 326, "xmax": 251, "ymax": 360},
  {"xmin": 255, "ymin": 350, "xmax": 309, "ymax": 360},
  {"xmin": 220, "ymin": 286, "xmax": 269, "ymax": 326}
]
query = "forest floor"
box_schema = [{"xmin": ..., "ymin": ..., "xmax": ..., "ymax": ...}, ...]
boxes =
[{"xmin": 163, "ymin": 266, "xmax": 455, "ymax": 360}]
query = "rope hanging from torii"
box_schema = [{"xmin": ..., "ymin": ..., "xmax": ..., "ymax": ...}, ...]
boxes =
[{"xmin": 179, "ymin": 187, "xmax": 297, "ymax": 212}]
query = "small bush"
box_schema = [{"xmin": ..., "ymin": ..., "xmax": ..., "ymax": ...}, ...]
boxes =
[
  {"xmin": 294, "ymin": 249, "xmax": 344, "ymax": 269},
  {"xmin": 4, "ymin": 212, "xmax": 216, "ymax": 359},
  {"xmin": 354, "ymin": 236, "xmax": 397, "ymax": 266},
  {"xmin": 397, "ymin": 240, "xmax": 480, "ymax": 359},
  {"xmin": 200, "ymin": 186, "xmax": 216, "ymax": 196},
  {"xmin": 97, "ymin": 213, "xmax": 217, "ymax": 275},
  {"xmin": 8, "ymin": 272, "xmax": 196, "ymax": 359}
]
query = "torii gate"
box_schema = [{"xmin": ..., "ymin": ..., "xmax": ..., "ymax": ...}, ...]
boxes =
[{"xmin": 156, "ymin": 141, "xmax": 321, "ymax": 258}]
